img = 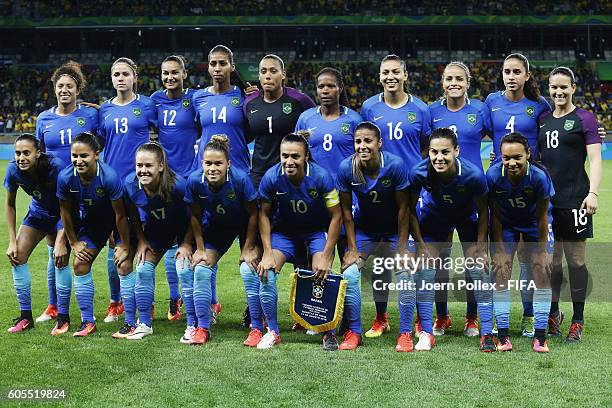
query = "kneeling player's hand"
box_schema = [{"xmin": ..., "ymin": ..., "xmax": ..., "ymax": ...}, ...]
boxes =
[
  {"xmin": 492, "ymin": 252, "xmax": 511, "ymax": 280},
  {"xmin": 192, "ymin": 249, "xmax": 208, "ymax": 267},
  {"xmin": 6, "ymin": 242, "xmax": 18, "ymax": 266},
  {"xmin": 342, "ymin": 249, "xmax": 360, "ymax": 270},
  {"xmin": 240, "ymin": 246, "xmax": 259, "ymax": 271},
  {"xmin": 312, "ymin": 254, "xmax": 333, "ymax": 281},
  {"xmin": 258, "ymin": 252, "xmax": 276, "ymax": 282},
  {"xmin": 54, "ymin": 241, "xmax": 69, "ymax": 268},
  {"xmin": 113, "ymin": 244, "xmax": 129, "ymax": 268},
  {"xmin": 73, "ymin": 241, "xmax": 93, "ymax": 264},
  {"xmin": 136, "ymin": 240, "xmax": 154, "ymax": 266},
  {"xmin": 176, "ymin": 244, "xmax": 193, "ymax": 268}
]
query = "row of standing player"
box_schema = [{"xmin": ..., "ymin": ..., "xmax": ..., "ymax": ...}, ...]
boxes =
[{"xmin": 6, "ymin": 47, "xmax": 601, "ymax": 350}]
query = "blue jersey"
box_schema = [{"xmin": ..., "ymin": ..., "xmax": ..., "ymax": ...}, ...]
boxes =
[
  {"xmin": 150, "ymin": 89, "xmax": 198, "ymax": 177},
  {"xmin": 192, "ymin": 86, "xmax": 249, "ymax": 173},
  {"xmin": 485, "ymin": 91, "xmax": 551, "ymax": 161},
  {"xmin": 35, "ymin": 105, "xmax": 99, "ymax": 166},
  {"xmin": 336, "ymin": 152, "xmax": 409, "ymax": 234},
  {"xmin": 259, "ymin": 162, "xmax": 336, "ymax": 233},
  {"xmin": 98, "ymin": 94, "xmax": 157, "ymax": 180},
  {"xmin": 4, "ymin": 156, "xmax": 64, "ymax": 218},
  {"xmin": 184, "ymin": 166, "xmax": 257, "ymax": 230},
  {"xmin": 294, "ymin": 106, "xmax": 362, "ymax": 180},
  {"xmin": 410, "ymin": 158, "xmax": 488, "ymax": 219},
  {"xmin": 429, "ymin": 98, "xmax": 491, "ymax": 171},
  {"xmin": 123, "ymin": 172, "xmax": 189, "ymax": 235},
  {"xmin": 361, "ymin": 93, "xmax": 431, "ymax": 169},
  {"xmin": 486, "ymin": 161, "xmax": 554, "ymax": 228},
  {"xmin": 56, "ymin": 161, "xmax": 123, "ymax": 226}
]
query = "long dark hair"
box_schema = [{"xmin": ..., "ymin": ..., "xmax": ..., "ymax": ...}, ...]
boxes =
[
  {"xmin": 136, "ymin": 142, "xmax": 176, "ymax": 202},
  {"xmin": 208, "ymin": 45, "xmax": 248, "ymax": 92},
  {"xmin": 503, "ymin": 53, "xmax": 540, "ymax": 102},
  {"xmin": 14, "ymin": 133, "xmax": 54, "ymax": 191},
  {"xmin": 351, "ymin": 121, "xmax": 382, "ymax": 185},
  {"xmin": 426, "ymin": 128, "xmax": 458, "ymax": 186},
  {"xmin": 316, "ymin": 67, "xmax": 350, "ymax": 108}
]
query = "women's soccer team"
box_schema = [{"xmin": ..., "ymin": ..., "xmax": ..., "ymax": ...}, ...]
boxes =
[{"xmin": 4, "ymin": 47, "xmax": 602, "ymax": 353}]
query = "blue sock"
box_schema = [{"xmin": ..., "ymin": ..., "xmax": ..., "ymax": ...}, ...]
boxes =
[
  {"xmin": 493, "ymin": 289, "xmax": 511, "ymax": 330},
  {"xmin": 193, "ymin": 265, "xmax": 213, "ymax": 329},
  {"xmin": 259, "ymin": 270, "xmax": 279, "ymax": 333},
  {"xmin": 135, "ymin": 262, "xmax": 155, "ymax": 327},
  {"xmin": 416, "ymin": 267, "xmax": 436, "ymax": 334},
  {"xmin": 107, "ymin": 248, "xmax": 121, "ymax": 303},
  {"xmin": 119, "ymin": 273, "xmax": 137, "ymax": 326},
  {"xmin": 519, "ymin": 262, "xmax": 534, "ymax": 316},
  {"xmin": 164, "ymin": 245, "xmax": 180, "ymax": 301},
  {"xmin": 74, "ymin": 272, "xmax": 95, "ymax": 323},
  {"xmin": 533, "ymin": 288, "xmax": 552, "ymax": 330},
  {"xmin": 468, "ymin": 267, "xmax": 494, "ymax": 335},
  {"xmin": 211, "ymin": 265, "xmax": 218, "ymax": 305},
  {"xmin": 343, "ymin": 264, "xmax": 362, "ymax": 335},
  {"xmin": 176, "ymin": 260, "xmax": 196, "ymax": 327},
  {"xmin": 12, "ymin": 264, "xmax": 32, "ymax": 312},
  {"xmin": 398, "ymin": 270, "xmax": 416, "ymax": 334},
  {"xmin": 240, "ymin": 262, "xmax": 264, "ymax": 331},
  {"xmin": 55, "ymin": 265, "xmax": 72, "ymax": 315},
  {"xmin": 46, "ymin": 246, "xmax": 57, "ymax": 306}
]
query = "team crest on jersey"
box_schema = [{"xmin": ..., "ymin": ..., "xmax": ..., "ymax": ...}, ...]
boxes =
[
  {"xmin": 456, "ymin": 185, "xmax": 466, "ymax": 193},
  {"xmin": 282, "ymin": 103, "xmax": 292, "ymax": 115},
  {"xmin": 525, "ymin": 106, "xmax": 535, "ymax": 118},
  {"xmin": 407, "ymin": 111, "xmax": 417, "ymax": 123},
  {"xmin": 226, "ymin": 190, "xmax": 236, "ymax": 200},
  {"xmin": 380, "ymin": 177, "xmax": 392, "ymax": 187},
  {"xmin": 76, "ymin": 117, "xmax": 86, "ymax": 127},
  {"xmin": 467, "ymin": 114, "xmax": 477, "ymax": 125},
  {"xmin": 340, "ymin": 123, "xmax": 350, "ymax": 134},
  {"xmin": 308, "ymin": 188, "xmax": 318, "ymax": 198},
  {"xmin": 95, "ymin": 187, "xmax": 105, "ymax": 197},
  {"xmin": 133, "ymin": 107, "xmax": 142, "ymax": 117},
  {"xmin": 312, "ymin": 283, "xmax": 324, "ymax": 299},
  {"xmin": 564, "ymin": 120, "xmax": 574, "ymax": 131},
  {"xmin": 523, "ymin": 186, "xmax": 534, "ymax": 197},
  {"xmin": 182, "ymin": 99, "xmax": 191, "ymax": 109}
]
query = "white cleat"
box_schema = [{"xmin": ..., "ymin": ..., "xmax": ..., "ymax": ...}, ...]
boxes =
[
  {"xmin": 180, "ymin": 326, "xmax": 196, "ymax": 344},
  {"xmin": 256, "ymin": 330, "xmax": 281, "ymax": 349},
  {"xmin": 415, "ymin": 332, "xmax": 435, "ymax": 351},
  {"xmin": 127, "ymin": 323, "xmax": 153, "ymax": 340}
]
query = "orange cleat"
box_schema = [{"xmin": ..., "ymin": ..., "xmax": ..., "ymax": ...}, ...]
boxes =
[
  {"xmin": 104, "ymin": 301, "xmax": 123, "ymax": 323},
  {"xmin": 496, "ymin": 336, "xmax": 513, "ymax": 352},
  {"xmin": 191, "ymin": 327, "xmax": 210, "ymax": 345},
  {"xmin": 463, "ymin": 315, "xmax": 480, "ymax": 337},
  {"xmin": 365, "ymin": 313, "xmax": 390, "ymax": 338},
  {"xmin": 243, "ymin": 328, "xmax": 263, "ymax": 347},
  {"xmin": 480, "ymin": 334, "xmax": 496, "ymax": 352},
  {"xmin": 73, "ymin": 321, "xmax": 97, "ymax": 337},
  {"xmin": 395, "ymin": 332, "xmax": 414, "ymax": 352},
  {"xmin": 533, "ymin": 337, "xmax": 550, "ymax": 353},
  {"xmin": 432, "ymin": 315, "xmax": 452, "ymax": 336},
  {"xmin": 414, "ymin": 314, "xmax": 423, "ymax": 338},
  {"xmin": 51, "ymin": 317, "xmax": 70, "ymax": 336},
  {"xmin": 339, "ymin": 330, "xmax": 362, "ymax": 350},
  {"xmin": 8, "ymin": 317, "xmax": 33, "ymax": 333},
  {"xmin": 36, "ymin": 304, "xmax": 58, "ymax": 322}
]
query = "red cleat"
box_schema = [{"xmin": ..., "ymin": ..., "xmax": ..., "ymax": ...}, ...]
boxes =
[
  {"xmin": 339, "ymin": 330, "xmax": 362, "ymax": 350},
  {"xmin": 73, "ymin": 321, "xmax": 97, "ymax": 337},
  {"xmin": 36, "ymin": 304, "xmax": 58, "ymax": 322},
  {"xmin": 8, "ymin": 317, "xmax": 33, "ymax": 333},
  {"xmin": 191, "ymin": 327, "xmax": 210, "ymax": 345},
  {"xmin": 365, "ymin": 313, "xmax": 390, "ymax": 338},
  {"xmin": 243, "ymin": 328, "xmax": 263, "ymax": 347},
  {"xmin": 433, "ymin": 315, "xmax": 452, "ymax": 336},
  {"xmin": 395, "ymin": 332, "xmax": 414, "ymax": 352}
]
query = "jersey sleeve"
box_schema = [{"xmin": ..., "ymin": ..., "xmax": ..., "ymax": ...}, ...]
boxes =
[
  {"xmin": 240, "ymin": 173, "xmax": 258, "ymax": 202},
  {"xmin": 335, "ymin": 160, "xmax": 352, "ymax": 193},
  {"xmin": 56, "ymin": 172, "xmax": 69, "ymax": 201},
  {"xmin": 577, "ymin": 109, "xmax": 601, "ymax": 145},
  {"xmin": 107, "ymin": 171, "xmax": 124, "ymax": 201},
  {"xmin": 480, "ymin": 103, "xmax": 493, "ymax": 136},
  {"xmin": 257, "ymin": 171, "xmax": 275, "ymax": 202},
  {"xmin": 35, "ymin": 115, "xmax": 44, "ymax": 145},
  {"xmin": 97, "ymin": 107, "xmax": 107, "ymax": 145},
  {"xmin": 293, "ymin": 89, "xmax": 315, "ymax": 110},
  {"xmin": 145, "ymin": 97, "xmax": 158, "ymax": 129},
  {"xmin": 3, "ymin": 164, "xmax": 17, "ymax": 192},
  {"xmin": 408, "ymin": 162, "xmax": 426, "ymax": 191},
  {"xmin": 319, "ymin": 169, "xmax": 339, "ymax": 208},
  {"xmin": 538, "ymin": 96, "xmax": 552, "ymax": 114},
  {"xmin": 534, "ymin": 169, "xmax": 554, "ymax": 200},
  {"xmin": 470, "ymin": 170, "xmax": 489, "ymax": 197},
  {"xmin": 392, "ymin": 160, "xmax": 410, "ymax": 191},
  {"xmin": 294, "ymin": 111, "xmax": 307, "ymax": 133},
  {"xmin": 183, "ymin": 174, "xmax": 197, "ymax": 204}
]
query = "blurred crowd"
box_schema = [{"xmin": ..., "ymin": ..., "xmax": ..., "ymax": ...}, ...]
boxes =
[
  {"xmin": 3, "ymin": 0, "xmax": 609, "ymax": 18},
  {"xmin": 0, "ymin": 61, "xmax": 609, "ymax": 133}
]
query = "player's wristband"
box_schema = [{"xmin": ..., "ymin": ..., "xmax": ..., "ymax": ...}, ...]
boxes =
[{"xmin": 589, "ymin": 191, "xmax": 599, "ymax": 197}]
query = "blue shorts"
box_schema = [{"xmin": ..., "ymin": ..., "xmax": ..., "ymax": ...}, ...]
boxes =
[
  {"xmin": 22, "ymin": 210, "xmax": 61, "ymax": 236},
  {"xmin": 78, "ymin": 222, "xmax": 114, "ymax": 250},
  {"xmin": 501, "ymin": 222, "xmax": 554, "ymax": 254},
  {"xmin": 204, "ymin": 225, "xmax": 246, "ymax": 256},
  {"xmin": 271, "ymin": 230, "xmax": 327, "ymax": 264},
  {"xmin": 354, "ymin": 229, "xmax": 416, "ymax": 255},
  {"xmin": 419, "ymin": 210, "xmax": 478, "ymax": 243},
  {"xmin": 145, "ymin": 224, "xmax": 187, "ymax": 254}
]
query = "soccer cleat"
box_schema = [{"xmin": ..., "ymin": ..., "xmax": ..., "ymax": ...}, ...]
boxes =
[
  {"xmin": 241, "ymin": 305, "xmax": 251, "ymax": 328},
  {"xmin": 463, "ymin": 315, "xmax": 480, "ymax": 337},
  {"xmin": 322, "ymin": 333, "xmax": 339, "ymax": 351},
  {"xmin": 365, "ymin": 313, "xmax": 390, "ymax": 338},
  {"xmin": 180, "ymin": 326, "xmax": 196, "ymax": 344},
  {"xmin": 73, "ymin": 321, "xmax": 97, "ymax": 337},
  {"xmin": 292, "ymin": 321, "xmax": 307, "ymax": 332},
  {"xmin": 521, "ymin": 316, "xmax": 535, "ymax": 338},
  {"xmin": 167, "ymin": 298, "xmax": 182, "ymax": 321},
  {"xmin": 533, "ymin": 337, "xmax": 550, "ymax": 353},
  {"xmin": 103, "ymin": 302, "xmax": 123, "ymax": 323},
  {"xmin": 35, "ymin": 304, "xmax": 58, "ymax": 322},
  {"xmin": 339, "ymin": 330, "xmax": 362, "ymax": 350},
  {"xmin": 51, "ymin": 317, "xmax": 70, "ymax": 336},
  {"xmin": 414, "ymin": 314, "xmax": 423, "ymax": 338},
  {"xmin": 191, "ymin": 327, "xmax": 210, "ymax": 345},
  {"xmin": 415, "ymin": 332, "xmax": 435, "ymax": 351},
  {"xmin": 565, "ymin": 322, "xmax": 583, "ymax": 343},
  {"xmin": 243, "ymin": 328, "xmax": 263, "ymax": 347},
  {"xmin": 496, "ymin": 336, "xmax": 513, "ymax": 352},
  {"xmin": 210, "ymin": 303, "xmax": 222, "ymax": 325},
  {"xmin": 480, "ymin": 335, "xmax": 496, "ymax": 352},
  {"xmin": 127, "ymin": 323, "xmax": 153, "ymax": 340},
  {"xmin": 256, "ymin": 330, "xmax": 281, "ymax": 349},
  {"xmin": 8, "ymin": 317, "xmax": 33, "ymax": 333},
  {"xmin": 395, "ymin": 332, "xmax": 414, "ymax": 352},
  {"xmin": 547, "ymin": 310, "xmax": 564, "ymax": 337},
  {"xmin": 112, "ymin": 322, "xmax": 135, "ymax": 339},
  {"xmin": 433, "ymin": 315, "xmax": 452, "ymax": 336}
]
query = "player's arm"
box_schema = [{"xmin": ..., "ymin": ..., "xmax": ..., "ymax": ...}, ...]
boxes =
[
  {"xmin": 5, "ymin": 190, "xmax": 18, "ymax": 265},
  {"xmin": 488, "ymin": 196, "xmax": 504, "ymax": 251},
  {"xmin": 536, "ymin": 198, "xmax": 550, "ymax": 252},
  {"xmin": 258, "ymin": 200, "xmax": 274, "ymax": 258},
  {"xmin": 582, "ymin": 143, "xmax": 602, "ymax": 214},
  {"xmin": 395, "ymin": 188, "xmax": 411, "ymax": 253},
  {"xmin": 126, "ymin": 202, "xmax": 151, "ymax": 265},
  {"xmin": 111, "ymin": 198, "xmax": 131, "ymax": 268},
  {"xmin": 408, "ymin": 190, "xmax": 425, "ymax": 247},
  {"xmin": 339, "ymin": 191, "xmax": 358, "ymax": 268},
  {"xmin": 240, "ymin": 199, "xmax": 260, "ymax": 269},
  {"xmin": 188, "ymin": 203, "xmax": 208, "ymax": 266},
  {"xmin": 58, "ymin": 198, "xmax": 92, "ymax": 263},
  {"xmin": 313, "ymin": 191, "xmax": 342, "ymax": 279},
  {"xmin": 475, "ymin": 194, "xmax": 489, "ymax": 245}
]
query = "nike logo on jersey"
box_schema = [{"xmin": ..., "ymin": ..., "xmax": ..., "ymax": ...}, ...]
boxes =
[
  {"xmin": 45, "ymin": 124, "xmax": 55, "ymax": 129},
  {"xmin": 199, "ymin": 102, "xmax": 209, "ymax": 107},
  {"xmin": 491, "ymin": 108, "xmax": 501, "ymax": 111},
  {"xmin": 155, "ymin": 104, "xmax": 161, "ymax": 107},
  {"xmin": 307, "ymin": 127, "xmax": 317, "ymax": 132},
  {"xmin": 373, "ymin": 116, "xmax": 383, "ymax": 121},
  {"xmin": 433, "ymin": 118, "xmax": 443, "ymax": 122},
  {"xmin": 351, "ymin": 181, "xmax": 363, "ymax": 186},
  {"xmin": 576, "ymin": 228, "xmax": 587, "ymax": 234},
  {"xmin": 70, "ymin": 189, "xmax": 79, "ymax": 193},
  {"xmin": 250, "ymin": 109, "xmax": 259, "ymax": 114},
  {"xmin": 104, "ymin": 114, "xmax": 112, "ymax": 120},
  {"xmin": 275, "ymin": 191, "xmax": 288, "ymax": 196},
  {"xmin": 198, "ymin": 195, "xmax": 208, "ymax": 199},
  {"xmin": 539, "ymin": 124, "xmax": 546, "ymax": 128}
]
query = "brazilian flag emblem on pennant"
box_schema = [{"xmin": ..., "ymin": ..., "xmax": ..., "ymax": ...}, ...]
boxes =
[
  {"xmin": 76, "ymin": 117, "xmax": 86, "ymax": 127},
  {"xmin": 182, "ymin": 99, "xmax": 191, "ymax": 109},
  {"xmin": 467, "ymin": 113, "xmax": 477, "ymax": 125},
  {"xmin": 133, "ymin": 107, "xmax": 141, "ymax": 117},
  {"xmin": 407, "ymin": 111, "xmax": 417, "ymax": 123},
  {"xmin": 290, "ymin": 269, "xmax": 347, "ymax": 333},
  {"xmin": 525, "ymin": 106, "xmax": 535, "ymax": 118},
  {"xmin": 231, "ymin": 97, "xmax": 240, "ymax": 107},
  {"xmin": 340, "ymin": 123, "xmax": 350, "ymax": 134},
  {"xmin": 226, "ymin": 190, "xmax": 236, "ymax": 200},
  {"xmin": 283, "ymin": 103, "xmax": 292, "ymax": 115},
  {"xmin": 308, "ymin": 188, "xmax": 318, "ymax": 198},
  {"xmin": 380, "ymin": 177, "xmax": 391, "ymax": 187},
  {"xmin": 564, "ymin": 119, "xmax": 574, "ymax": 131}
]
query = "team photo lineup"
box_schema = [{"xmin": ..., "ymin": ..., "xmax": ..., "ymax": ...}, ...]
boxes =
[{"xmin": 5, "ymin": 44, "xmax": 604, "ymax": 358}]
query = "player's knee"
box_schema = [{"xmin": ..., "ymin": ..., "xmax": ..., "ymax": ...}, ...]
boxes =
[
  {"xmin": 194, "ymin": 265, "xmax": 213, "ymax": 282},
  {"xmin": 240, "ymin": 262, "xmax": 255, "ymax": 280},
  {"xmin": 136, "ymin": 261, "xmax": 155, "ymax": 283},
  {"xmin": 343, "ymin": 264, "xmax": 361, "ymax": 287},
  {"xmin": 117, "ymin": 262, "xmax": 133, "ymax": 276},
  {"xmin": 72, "ymin": 258, "xmax": 91, "ymax": 276}
]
